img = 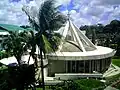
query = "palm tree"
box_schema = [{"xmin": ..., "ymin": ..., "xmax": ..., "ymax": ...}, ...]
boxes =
[{"xmin": 22, "ymin": 0, "xmax": 66, "ymax": 90}]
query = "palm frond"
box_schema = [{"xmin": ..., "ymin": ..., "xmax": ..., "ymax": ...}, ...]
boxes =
[
  {"xmin": 38, "ymin": 0, "xmax": 66, "ymax": 32},
  {"xmin": 42, "ymin": 34, "xmax": 53, "ymax": 53}
]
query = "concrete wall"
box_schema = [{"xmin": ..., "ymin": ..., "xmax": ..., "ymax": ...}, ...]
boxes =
[
  {"xmin": 48, "ymin": 57, "xmax": 112, "ymax": 76},
  {"xmin": 48, "ymin": 60, "xmax": 65, "ymax": 76}
]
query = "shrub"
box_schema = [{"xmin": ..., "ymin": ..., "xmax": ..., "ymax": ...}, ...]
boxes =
[{"xmin": 0, "ymin": 51, "xmax": 11, "ymax": 60}]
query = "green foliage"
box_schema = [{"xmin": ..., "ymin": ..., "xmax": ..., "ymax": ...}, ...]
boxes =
[
  {"xmin": 1, "ymin": 31, "xmax": 36, "ymax": 89},
  {"xmin": 38, "ymin": 0, "xmax": 66, "ymax": 32},
  {"xmin": 0, "ymin": 51, "xmax": 11, "ymax": 59},
  {"xmin": 0, "ymin": 65, "xmax": 9, "ymax": 90},
  {"xmin": 110, "ymin": 44, "xmax": 117, "ymax": 49},
  {"xmin": 42, "ymin": 34, "xmax": 53, "ymax": 53},
  {"xmin": 2, "ymin": 31, "xmax": 30, "ymax": 65},
  {"xmin": 112, "ymin": 56, "xmax": 120, "ymax": 59}
]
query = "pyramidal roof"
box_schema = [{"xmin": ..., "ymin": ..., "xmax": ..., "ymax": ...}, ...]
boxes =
[
  {"xmin": 48, "ymin": 20, "xmax": 115, "ymax": 60},
  {"xmin": 58, "ymin": 20, "xmax": 97, "ymax": 52}
]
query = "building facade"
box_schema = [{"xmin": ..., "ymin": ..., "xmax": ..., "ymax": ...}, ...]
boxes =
[{"xmin": 47, "ymin": 20, "xmax": 115, "ymax": 77}]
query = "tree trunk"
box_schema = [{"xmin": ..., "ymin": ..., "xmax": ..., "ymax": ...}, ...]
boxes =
[
  {"xmin": 16, "ymin": 56, "xmax": 21, "ymax": 66},
  {"xmin": 40, "ymin": 48, "xmax": 45, "ymax": 90}
]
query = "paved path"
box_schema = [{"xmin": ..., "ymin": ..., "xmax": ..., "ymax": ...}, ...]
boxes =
[
  {"xmin": 104, "ymin": 86, "xmax": 119, "ymax": 90},
  {"xmin": 103, "ymin": 64, "xmax": 120, "ymax": 77}
]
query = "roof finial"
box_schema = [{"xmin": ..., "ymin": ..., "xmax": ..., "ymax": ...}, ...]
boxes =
[{"xmin": 67, "ymin": 11, "xmax": 70, "ymax": 20}]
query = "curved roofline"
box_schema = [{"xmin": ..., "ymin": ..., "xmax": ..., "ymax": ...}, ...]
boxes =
[
  {"xmin": 66, "ymin": 40, "xmax": 82, "ymax": 51},
  {"xmin": 47, "ymin": 46, "xmax": 116, "ymax": 60}
]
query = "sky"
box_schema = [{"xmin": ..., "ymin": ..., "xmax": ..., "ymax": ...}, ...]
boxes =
[{"xmin": 0, "ymin": 0, "xmax": 120, "ymax": 27}]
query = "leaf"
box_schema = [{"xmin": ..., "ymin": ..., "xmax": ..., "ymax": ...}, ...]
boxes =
[{"xmin": 42, "ymin": 34, "xmax": 53, "ymax": 53}]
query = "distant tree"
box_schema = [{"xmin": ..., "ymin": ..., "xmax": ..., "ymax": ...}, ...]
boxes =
[
  {"xmin": 80, "ymin": 20, "xmax": 120, "ymax": 48},
  {"xmin": 104, "ymin": 20, "xmax": 120, "ymax": 42},
  {"xmin": 80, "ymin": 25, "xmax": 88, "ymax": 31},
  {"xmin": 114, "ymin": 34, "xmax": 120, "ymax": 56},
  {"xmin": 96, "ymin": 23, "xmax": 104, "ymax": 33},
  {"xmin": 80, "ymin": 25, "xmax": 92, "ymax": 38}
]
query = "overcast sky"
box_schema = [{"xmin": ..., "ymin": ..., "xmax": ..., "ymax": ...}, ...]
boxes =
[{"xmin": 0, "ymin": 0, "xmax": 120, "ymax": 27}]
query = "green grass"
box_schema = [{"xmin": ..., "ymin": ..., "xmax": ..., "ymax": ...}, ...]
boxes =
[
  {"xmin": 36, "ymin": 88, "xmax": 42, "ymax": 90},
  {"xmin": 27, "ymin": 87, "xmax": 51, "ymax": 90},
  {"xmin": 74, "ymin": 79, "xmax": 105, "ymax": 90},
  {"xmin": 112, "ymin": 59, "xmax": 120, "ymax": 67},
  {"xmin": 34, "ymin": 79, "xmax": 105, "ymax": 90}
]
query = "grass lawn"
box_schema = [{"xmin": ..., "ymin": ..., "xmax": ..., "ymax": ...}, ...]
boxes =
[
  {"xmin": 112, "ymin": 58, "xmax": 120, "ymax": 67},
  {"xmin": 33, "ymin": 79, "xmax": 105, "ymax": 90},
  {"xmin": 74, "ymin": 79, "xmax": 105, "ymax": 90},
  {"xmin": 27, "ymin": 87, "xmax": 51, "ymax": 90}
]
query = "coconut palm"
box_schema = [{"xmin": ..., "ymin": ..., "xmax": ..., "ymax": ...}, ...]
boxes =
[{"xmin": 23, "ymin": 0, "xmax": 66, "ymax": 90}]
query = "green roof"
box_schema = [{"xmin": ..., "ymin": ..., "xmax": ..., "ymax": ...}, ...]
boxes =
[
  {"xmin": 0, "ymin": 24, "xmax": 27, "ymax": 32},
  {"xmin": 24, "ymin": 28, "xmax": 33, "ymax": 31}
]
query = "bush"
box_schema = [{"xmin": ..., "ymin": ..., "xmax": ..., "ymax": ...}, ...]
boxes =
[
  {"xmin": 0, "ymin": 51, "xmax": 11, "ymax": 60},
  {"xmin": 7, "ymin": 64, "xmax": 35, "ymax": 89},
  {"xmin": 0, "ymin": 65, "xmax": 9, "ymax": 90},
  {"xmin": 110, "ymin": 44, "xmax": 117, "ymax": 49},
  {"xmin": 112, "ymin": 56, "xmax": 120, "ymax": 59}
]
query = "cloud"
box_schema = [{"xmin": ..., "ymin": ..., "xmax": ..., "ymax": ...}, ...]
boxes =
[
  {"xmin": 0, "ymin": 0, "xmax": 120, "ymax": 27},
  {"xmin": 84, "ymin": 6, "xmax": 104, "ymax": 17},
  {"xmin": 0, "ymin": 0, "xmax": 72, "ymax": 25},
  {"xmin": 91, "ymin": 0, "xmax": 120, "ymax": 5},
  {"xmin": 55, "ymin": 0, "xmax": 71, "ymax": 6},
  {"xmin": 74, "ymin": 18, "xmax": 91, "ymax": 26},
  {"xmin": 67, "ymin": 0, "xmax": 120, "ymax": 26},
  {"xmin": 0, "ymin": 0, "xmax": 29, "ymax": 25}
]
